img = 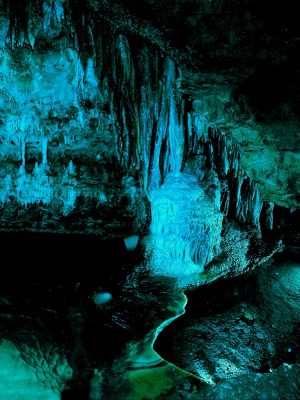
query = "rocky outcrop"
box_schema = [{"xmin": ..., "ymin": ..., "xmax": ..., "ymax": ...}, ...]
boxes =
[
  {"xmin": 0, "ymin": 0, "xmax": 298, "ymax": 238},
  {"xmin": 155, "ymin": 254, "xmax": 300, "ymax": 398}
]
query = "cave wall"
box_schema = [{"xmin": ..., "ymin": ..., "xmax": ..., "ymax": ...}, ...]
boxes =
[{"xmin": 0, "ymin": 0, "xmax": 297, "ymax": 271}]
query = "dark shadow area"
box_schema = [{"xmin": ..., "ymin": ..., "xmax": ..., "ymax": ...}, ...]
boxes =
[
  {"xmin": 0, "ymin": 231, "xmax": 130, "ymax": 288},
  {"xmin": 233, "ymin": 66, "xmax": 300, "ymax": 122},
  {"xmin": 0, "ymin": 231, "xmax": 141, "ymax": 397}
]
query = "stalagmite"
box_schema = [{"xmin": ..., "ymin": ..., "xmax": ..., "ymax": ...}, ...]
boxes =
[{"xmin": 149, "ymin": 173, "xmax": 223, "ymax": 278}]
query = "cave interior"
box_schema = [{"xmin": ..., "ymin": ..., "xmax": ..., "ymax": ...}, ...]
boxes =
[{"xmin": 0, "ymin": 1, "xmax": 299, "ymax": 399}]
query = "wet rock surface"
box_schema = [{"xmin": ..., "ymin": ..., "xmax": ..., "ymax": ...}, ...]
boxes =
[{"xmin": 155, "ymin": 251, "xmax": 300, "ymax": 398}]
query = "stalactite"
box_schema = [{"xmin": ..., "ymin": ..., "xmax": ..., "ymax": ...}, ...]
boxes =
[
  {"xmin": 0, "ymin": 0, "xmax": 276, "ymax": 257},
  {"xmin": 139, "ymin": 84, "xmax": 153, "ymax": 191},
  {"xmin": 260, "ymin": 201, "xmax": 275, "ymax": 232},
  {"xmin": 0, "ymin": 174, "xmax": 12, "ymax": 203},
  {"xmin": 67, "ymin": 160, "xmax": 75, "ymax": 175},
  {"xmin": 146, "ymin": 58, "xmax": 185, "ymax": 192},
  {"xmin": 185, "ymin": 125, "xmax": 264, "ymax": 230},
  {"xmin": 265, "ymin": 202, "xmax": 274, "ymax": 230},
  {"xmin": 41, "ymin": 136, "xmax": 48, "ymax": 165}
]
